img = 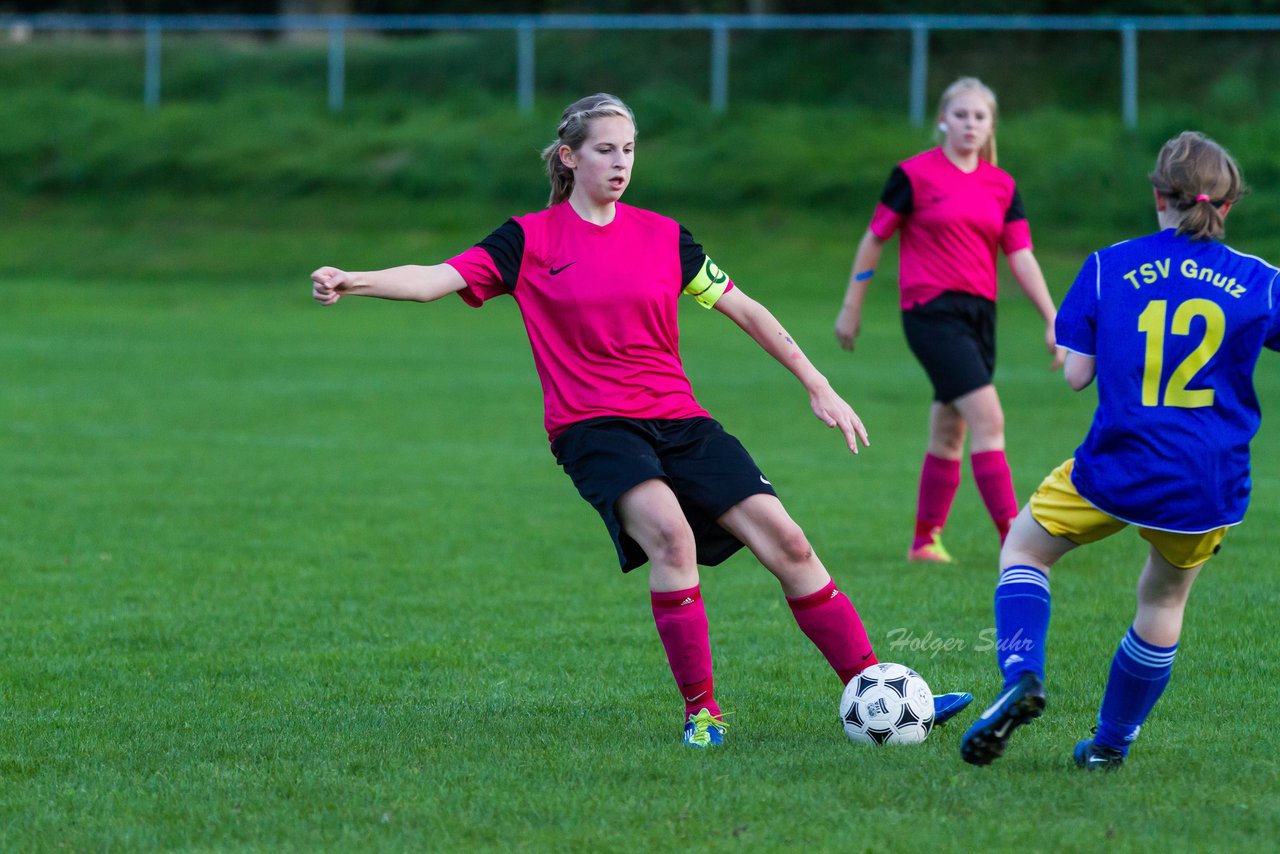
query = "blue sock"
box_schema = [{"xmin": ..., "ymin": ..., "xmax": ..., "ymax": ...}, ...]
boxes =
[
  {"xmin": 1095, "ymin": 626, "xmax": 1177, "ymax": 755},
  {"xmin": 993, "ymin": 565, "xmax": 1051, "ymax": 686}
]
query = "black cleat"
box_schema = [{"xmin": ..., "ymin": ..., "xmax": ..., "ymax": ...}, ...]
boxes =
[
  {"xmin": 959, "ymin": 671, "xmax": 1046, "ymax": 766},
  {"xmin": 1073, "ymin": 738, "xmax": 1125, "ymax": 771}
]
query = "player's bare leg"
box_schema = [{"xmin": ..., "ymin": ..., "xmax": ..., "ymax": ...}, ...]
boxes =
[{"xmin": 618, "ymin": 480, "xmax": 725, "ymax": 747}]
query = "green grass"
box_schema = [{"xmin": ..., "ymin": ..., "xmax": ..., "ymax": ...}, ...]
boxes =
[
  {"xmin": 3, "ymin": 191, "xmax": 1280, "ymax": 850},
  {"xmin": 6, "ymin": 31, "xmax": 1280, "ymax": 847}
]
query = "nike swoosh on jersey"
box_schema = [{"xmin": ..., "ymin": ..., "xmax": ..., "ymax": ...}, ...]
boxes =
[{"xmin": 549, "ymin": 262, "xmax": 576, "ymax": 275}]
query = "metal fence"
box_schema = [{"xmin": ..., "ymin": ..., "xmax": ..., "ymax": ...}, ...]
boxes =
[{"xmin": 5, "ymin": 13, "xmax": 1280, "ymax": 127}]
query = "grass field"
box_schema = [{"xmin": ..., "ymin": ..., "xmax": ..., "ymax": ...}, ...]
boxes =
[{"xmin": 4, "ymin": 190, "xmax": 1280, "ymax": 851}]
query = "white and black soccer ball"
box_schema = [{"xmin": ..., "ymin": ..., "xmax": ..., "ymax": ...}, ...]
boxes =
[{"xmin": 840, "ymin": 662, "xmax": 935, "ymax": 745}]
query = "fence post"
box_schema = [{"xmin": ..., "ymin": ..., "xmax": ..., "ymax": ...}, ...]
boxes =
[
  {"xmin": 517, "ymin": 22, "xmax": 535, "ymax": 114},
  {"xmin": 909, "ymin": 22, "xmax": 928, "ymax": 127},
  {"xmin": 328, "ymin": 22, "xmax": 345, "ymax": 113},
  {"xmin": 1121, "ymin": 23, "xmax": 1138, "ymax": 129},
  {"xmin": 710, "ymin": 23, "xmax": 729, "ymax": 113},
  {"xmin": 144, "ymin": 20, "xmax": 161, "ymax": 111}
]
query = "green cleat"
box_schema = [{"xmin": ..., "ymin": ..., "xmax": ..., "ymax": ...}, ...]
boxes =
[
  {"xmin": 908, "ymin": 528, "xmax": 953, "ymax": 563},
  {"xmin": 683, "ymin": 708, "xmax": 728, "ymax": 748}
]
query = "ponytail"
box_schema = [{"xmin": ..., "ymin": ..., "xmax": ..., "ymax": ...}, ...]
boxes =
[
  {"xmin": 1178, "ymin": 195, "xmax": 1229, "ymax": 242},
  {"xmin": 541, "ymin": 140, "xmax": 575, "ymax": 206}
]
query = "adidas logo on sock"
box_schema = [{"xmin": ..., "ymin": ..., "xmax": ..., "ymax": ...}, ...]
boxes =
[{"xmin": 679, "ymin": 597, "xmax": 695, "ymax": 606}]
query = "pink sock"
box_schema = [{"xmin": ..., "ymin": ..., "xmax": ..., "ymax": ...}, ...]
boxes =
[
  {"xmin": 651, "ymin": 585, "xmax": 719, "ymax": 718},
  {"xmin": 914, "ymin": 453, "xmax": 961, "ymax": 547},
  {"xmin": 787, "ymin": 579, "xmax": 878, "ymax": 684},
  {"xmin": 972, "ymin": 449, "xmax": 1019, "ymax": 543}
]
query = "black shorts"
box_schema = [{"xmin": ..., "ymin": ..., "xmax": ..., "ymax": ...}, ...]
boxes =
[
  {"xmin": 551, "ymin": 416, "xmax": 777, "ymax": 572},
  {"xmin": 901, "ymin": 292, "xmax": 997, "ymax": 404}
]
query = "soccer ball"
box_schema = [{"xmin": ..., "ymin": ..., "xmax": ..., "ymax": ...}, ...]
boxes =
[{"xmin": 840, "ymin": 662, "xmax": 935, "ymax": 745}]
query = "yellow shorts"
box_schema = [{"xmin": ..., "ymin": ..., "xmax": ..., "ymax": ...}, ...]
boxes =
[{"xmin": 1028, "ymin": 459, "xmax": 1227, "ymax": 570}]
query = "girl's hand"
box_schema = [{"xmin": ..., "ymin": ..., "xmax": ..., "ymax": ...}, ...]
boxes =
[
  {"xmin": 311, "ymin": 266, "xmax": 352, "ymax": 305},
  {"xmin": 1046, "ymin": 322, "xmax": 1065, "ymax": 370},
  {"xmin": 810, "ymin": 383, "xmax": 870, "ymax": 455},
  {"xmin": 835, "ymin": 306, "xmax": 862, "ymax": 351}
]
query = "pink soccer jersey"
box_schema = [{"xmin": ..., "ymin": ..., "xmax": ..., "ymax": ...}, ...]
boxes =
[
  {"xmin": 869, "ymin": 147, "xmax": 1032, "ymax": 309},
  {"xmin": 445, "ymin": 201, "xmax": 735, "ymax": 442}
]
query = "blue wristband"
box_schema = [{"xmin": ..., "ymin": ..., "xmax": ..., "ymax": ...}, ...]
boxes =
[{"xmin": 854, "ymin": 269, "xmax": 875, "ymax": 282}]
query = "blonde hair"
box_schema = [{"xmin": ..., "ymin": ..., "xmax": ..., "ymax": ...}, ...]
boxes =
[
  {"xmin": 936, "ymin": 77, "xmax": 998, "ymax": 166},
  {"xmin": 540, "ymin": 93, "xmax": 636, "ymax": 207},
  {"xmin": 1149, "ymin": 131, "xmax": 1247, "ymax": 241}
]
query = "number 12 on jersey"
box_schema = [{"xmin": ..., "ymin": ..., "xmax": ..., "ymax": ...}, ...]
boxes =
[{"xmin": 1137, "ymin": 298, "xmax": 1225, "ymax": 408}]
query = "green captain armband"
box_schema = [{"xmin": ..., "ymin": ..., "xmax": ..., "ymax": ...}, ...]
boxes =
[{"xmin": 683, "ymin": 256, "xmax": 731, "ymax": 309}]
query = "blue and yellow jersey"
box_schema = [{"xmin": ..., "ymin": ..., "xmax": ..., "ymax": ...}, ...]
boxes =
[{"xmin": 1056, "ymin": 228, "xmax": 1280, "ymax": 532}]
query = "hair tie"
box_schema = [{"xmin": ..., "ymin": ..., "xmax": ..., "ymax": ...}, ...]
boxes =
[{"xmin": 1195, "ymin": 194, "xmax": 1211, "ymax": 203}]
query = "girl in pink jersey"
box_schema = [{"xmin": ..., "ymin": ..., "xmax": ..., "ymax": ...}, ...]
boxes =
[
  {"xmin": 312, "ymin": 93, "xmax": 971, "ymax": 746},
  {"xmin": 835, "ymin": 77, "xmax": 1063, "ymax": 564}
]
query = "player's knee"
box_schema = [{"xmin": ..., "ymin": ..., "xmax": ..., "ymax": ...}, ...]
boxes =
[
  {"xmin": 645, "ymin": 520, "xmax": 697, "ymax": 567},
  {"xmin": 1139, "ymin": 580, "xmax": 1195, "ymax": 609},
  {"xmin": 931, "ymin": 421, "xmax": 966, "ymax": 454},
  {"xmin": 775, "ymin": 524, "xmax": 814, "ymax": 566}
]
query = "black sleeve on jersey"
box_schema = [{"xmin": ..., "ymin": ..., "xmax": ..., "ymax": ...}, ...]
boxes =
[
  {"xmin": 477, "ymin": 218, "xmax": 525, "ymax": 291},
  {"xmin": 1004, "ymin": 187, "xmax": 1028, "ymax": 223},
  {"xmin": 678, "ymin": 225, "xmax": 707, "ymax": 288},
  {"xmin": 879, "ymin": 166, "xmax": 913, "ymax": 215}
]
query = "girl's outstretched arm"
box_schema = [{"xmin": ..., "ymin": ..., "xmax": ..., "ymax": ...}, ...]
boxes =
[{"xmin": 311, "ymin": 264, "xmax": 468, "ymax": 305}]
